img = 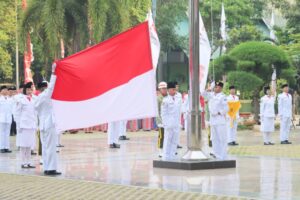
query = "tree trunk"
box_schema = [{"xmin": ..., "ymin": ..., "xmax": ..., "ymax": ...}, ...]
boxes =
[{"xmin": 252, "ymin": 89, "xmax": 260, "ymax": 124}]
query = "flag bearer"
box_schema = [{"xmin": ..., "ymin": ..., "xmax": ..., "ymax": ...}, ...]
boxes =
[
  {"xmin": 16, "ymin": 82, "xmax": 37, "ymax": 168},
  {"xmin": 227, "ymin": 86, "xmax": 240, "ymax": 146},
  {"xmin": 203, "ymin": 81, "xmax": 228, "ymax": 160},
  {"xmin": 278, "ymin": 84, "xmax": 293, "ymax": 144},
  {"xmin": 34, "ymin": 63, "xmax": 61, "ymax": 175},
  {"xmin": 0, "ymin": 86, "xmax": 13, "ymax": 153},
  {"xmin": 161, "ymin": 82, "xmax": 181, "ymax": 160},
  {"xmin": 260, "ymin": 86, "xmax": 275, "ymax": 145}
]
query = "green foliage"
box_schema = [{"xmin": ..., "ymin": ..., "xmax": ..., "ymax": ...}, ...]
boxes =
[
  {"xmin": 155, "ymin": 0, "xmax": 187, "ymax": 52},
  {"xmin": 227, "ymin": 25, "xmax": 263, "ymax": 50},
  {"xmin": 0, "ymin": 48, "xmax": 13, "ymax": 81},
  {"xmin": 229, "ymin": 42, "xmax": 293, "ymax": 84},
  {"xmin": 20, "ymin": 0, "xmax": 150, "ymax": 79},
  {"xmin": 227, "ymin": 71, "xmax": 263, "ymax": 99},
  {"xmin": 200, "ymin": 0, "xmax": 267, "ymax": 49},
  {"xmin": 0, "ymin": 1, "xmax": 15, "ymax": 82},
  {"xmin": 210, "ymin": 55, "xmax": 236, "ymax": 80}
]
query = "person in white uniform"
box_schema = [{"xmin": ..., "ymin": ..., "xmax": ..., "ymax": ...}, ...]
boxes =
[
  {"xmin": 227, "ymin": 85, "xmax": 240, "ymax": 146},
  {"xmin": 174, "ymin": 81, "xmax": 183, "ymax": 149},
  {"xmin": 119, "ymin": 120, "xmax": 129, "ymax": 140},
  {"xmin": 14, "ymin": 84, "xmax": 25, "ymax": 148},
  {"xmin": 278, "ymin": 84, "xmax": 292, "ymax": 144},
  {"xmin": 0, "ymin": 86, "xmax": 13, "ymax": 153},
  {"xmin": 161, "ymin": 82, "xmax": 181, "ymax": 160},
  {"xmin": 15, "ymin": 82, "xmax": 37, "ymax": 168},
  {"xmin": 108, "ymin": 121, "xmax": 121, "ymax": 148},
  {"xmin": 34, "ymin": 63, "xmax": 61, "ymax": 175},
  {"xmin": 260, "ymin": 86, "xmax": 275, "ymax": 145},
  {"xmin": 202, "ymin": 81, "xmax": 228, "ymax": 160}
]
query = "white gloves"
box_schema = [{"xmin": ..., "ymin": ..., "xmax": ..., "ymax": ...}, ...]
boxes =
[{"xmin": 52, "ymin": 63, "xmax": 57, "ymax": 73}]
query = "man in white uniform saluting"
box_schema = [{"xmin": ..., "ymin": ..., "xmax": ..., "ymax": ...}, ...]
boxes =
[
  {"xmin": 203, "ymin": 81, "xmax": 228, "ymax": 160},
  {"xmin": 278, "ymin": 84, "xmax": 292, "ymax": 144},
  {"xmin": 34, "ymin": 63, "xmax": 61, "ymax": 176}
]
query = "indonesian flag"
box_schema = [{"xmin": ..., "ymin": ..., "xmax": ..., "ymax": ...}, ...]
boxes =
[{"xmin": 52, "ymin": 18, "xmax": 160, "ymax": 131}]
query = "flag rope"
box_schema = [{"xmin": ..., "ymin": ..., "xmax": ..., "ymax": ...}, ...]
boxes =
[{"xmin": 210, "ymin": 0, "xmax": 215, "ymax": 81}]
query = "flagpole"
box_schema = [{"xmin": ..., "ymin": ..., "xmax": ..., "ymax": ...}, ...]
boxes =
[
  {"xmin": 15, "ymin": 0, "xmax": 19, "ymax": 89},
  {"xmin": 182, "ymin": 0, "xmax": 207, "ymax": 160}
]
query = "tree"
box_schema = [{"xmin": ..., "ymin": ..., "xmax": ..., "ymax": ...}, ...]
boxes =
[
  {"xmin": 280, "ymin": 34, "xmax": 300, "ymax": 92},
  {"xmin": 0, "ymin": 1, "xmax": 15, "ymax": 82},
  {"xmin": 213, "ymin": 41, "xmax": 295, "ymax": 122},
  {"xmin": 227, "ymin": 71, "xmax": 263, "ymax": 99},
  {"xmin": 20, "ymin": 0, "xmax": 150, "ymax": 80},
  {"xmin": 155, "ymin": 0, "xmax": 187, "ymax": 52},
  {"xmin": 200, "ymin": 0, "xmax": 267, "ymax": 50},
  {"xmin": 227, "ymin": 25, "xmax": 263, "ymax": 50}
]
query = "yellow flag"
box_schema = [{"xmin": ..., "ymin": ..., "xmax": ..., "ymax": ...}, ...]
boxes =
[{"xmin": 227, "ymin": 101, "xmax": 241, "ymax": 127}]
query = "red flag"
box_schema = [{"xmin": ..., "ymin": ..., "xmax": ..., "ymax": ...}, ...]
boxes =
[{"xmin": 52, "ymin": 21, "xmax": 160, "ymax": 131}]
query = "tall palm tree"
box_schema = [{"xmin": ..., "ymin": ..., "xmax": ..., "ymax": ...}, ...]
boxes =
[{"xmin": 21, "ymin": 0, "xmax": 89, "ymax": 59}]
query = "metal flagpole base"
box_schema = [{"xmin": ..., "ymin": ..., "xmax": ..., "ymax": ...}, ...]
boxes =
[{"xmin": 182, "ymin": 150, "xmax": 208, "ymax": 161}]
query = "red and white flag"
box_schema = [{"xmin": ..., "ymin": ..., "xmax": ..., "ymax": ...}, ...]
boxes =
[
  {"xmin": 199, "ymin": 12, "xmax": 211, "ymax": 93},
  {"xmin": 52, "ymin": 19, "xmax": 160, "ymax": 131}
]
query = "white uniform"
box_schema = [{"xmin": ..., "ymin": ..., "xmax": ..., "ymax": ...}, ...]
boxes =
[
  {"xmin": 34, "ymin": 75, "xmax": 58, "ymax": 171},
  {"xmin": 118, "ymin": 120, "xmax": 127, "ymax": 137},
  {"xmin": 175, "ymin": 92, "xmax": 182, "ymax": 146},
  {"xmin": 203, "ymin": 91, "xmax": 228, "ymax": 160},
  {"xmin": 0, "ymin": 96, "xmax": 13, "ymax": 150},
  {"xmin": 161, "ymin": 95, "xmax": 181, "ymax": 160},
  {"xmin": 108, "ymin": 121, "xmax": 121, "ymax": 145},
  {"xmin": 260, "ymin": 95, "xmax": 275, "ymax": 143},
  {"xmin": 13, "ymin": 93, "xmax": 24, "ymax": 147},
  {"xmin": 15, "ymin": 94, "xmax": 37, "ymax": 166},
  {"xmin": 226, "ymin": 95, "xmax": 239, "ymax": 143},
  {"xmin": 16, "ymin": 95, "xmax": 37, "ymax": 146},
  {"xmin": 278, "ymin": 92, "xmax": 292, "ymax": 141}
]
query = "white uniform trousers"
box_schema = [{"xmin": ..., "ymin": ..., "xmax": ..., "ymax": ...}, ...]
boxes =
[
  {"xmin": 118, "ymin": 120, "xmax": 127, "ymax": 137},
  {"xmin": 211, "ymin": 124, "xmax": 228, "ymax": 160},
  {"xmin": 0, "ymin": 123, "xmax": 11, "ymax": 149},
  {"xmin": 40, "ymin": 127, "xmax": 58, "ymax": 171},
  {"xmin": 108, "ymin": 122, "xmax": 120, "ymax": 145},
  {"xmin": 226, "ymin": 120, "xmax": 237, "ymax": 143},
  {"xmin": 280, "ymin": 117, "xmax": 291, "ymax": 141},
  {"xmin": 162, "ymin": 126, "xmax": 179, "ymax": 160}
]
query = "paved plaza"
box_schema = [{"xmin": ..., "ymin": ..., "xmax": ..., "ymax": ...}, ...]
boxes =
[{"xmin": 0, "ymin": 128, "xmax": 300, "ymax": 200}]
